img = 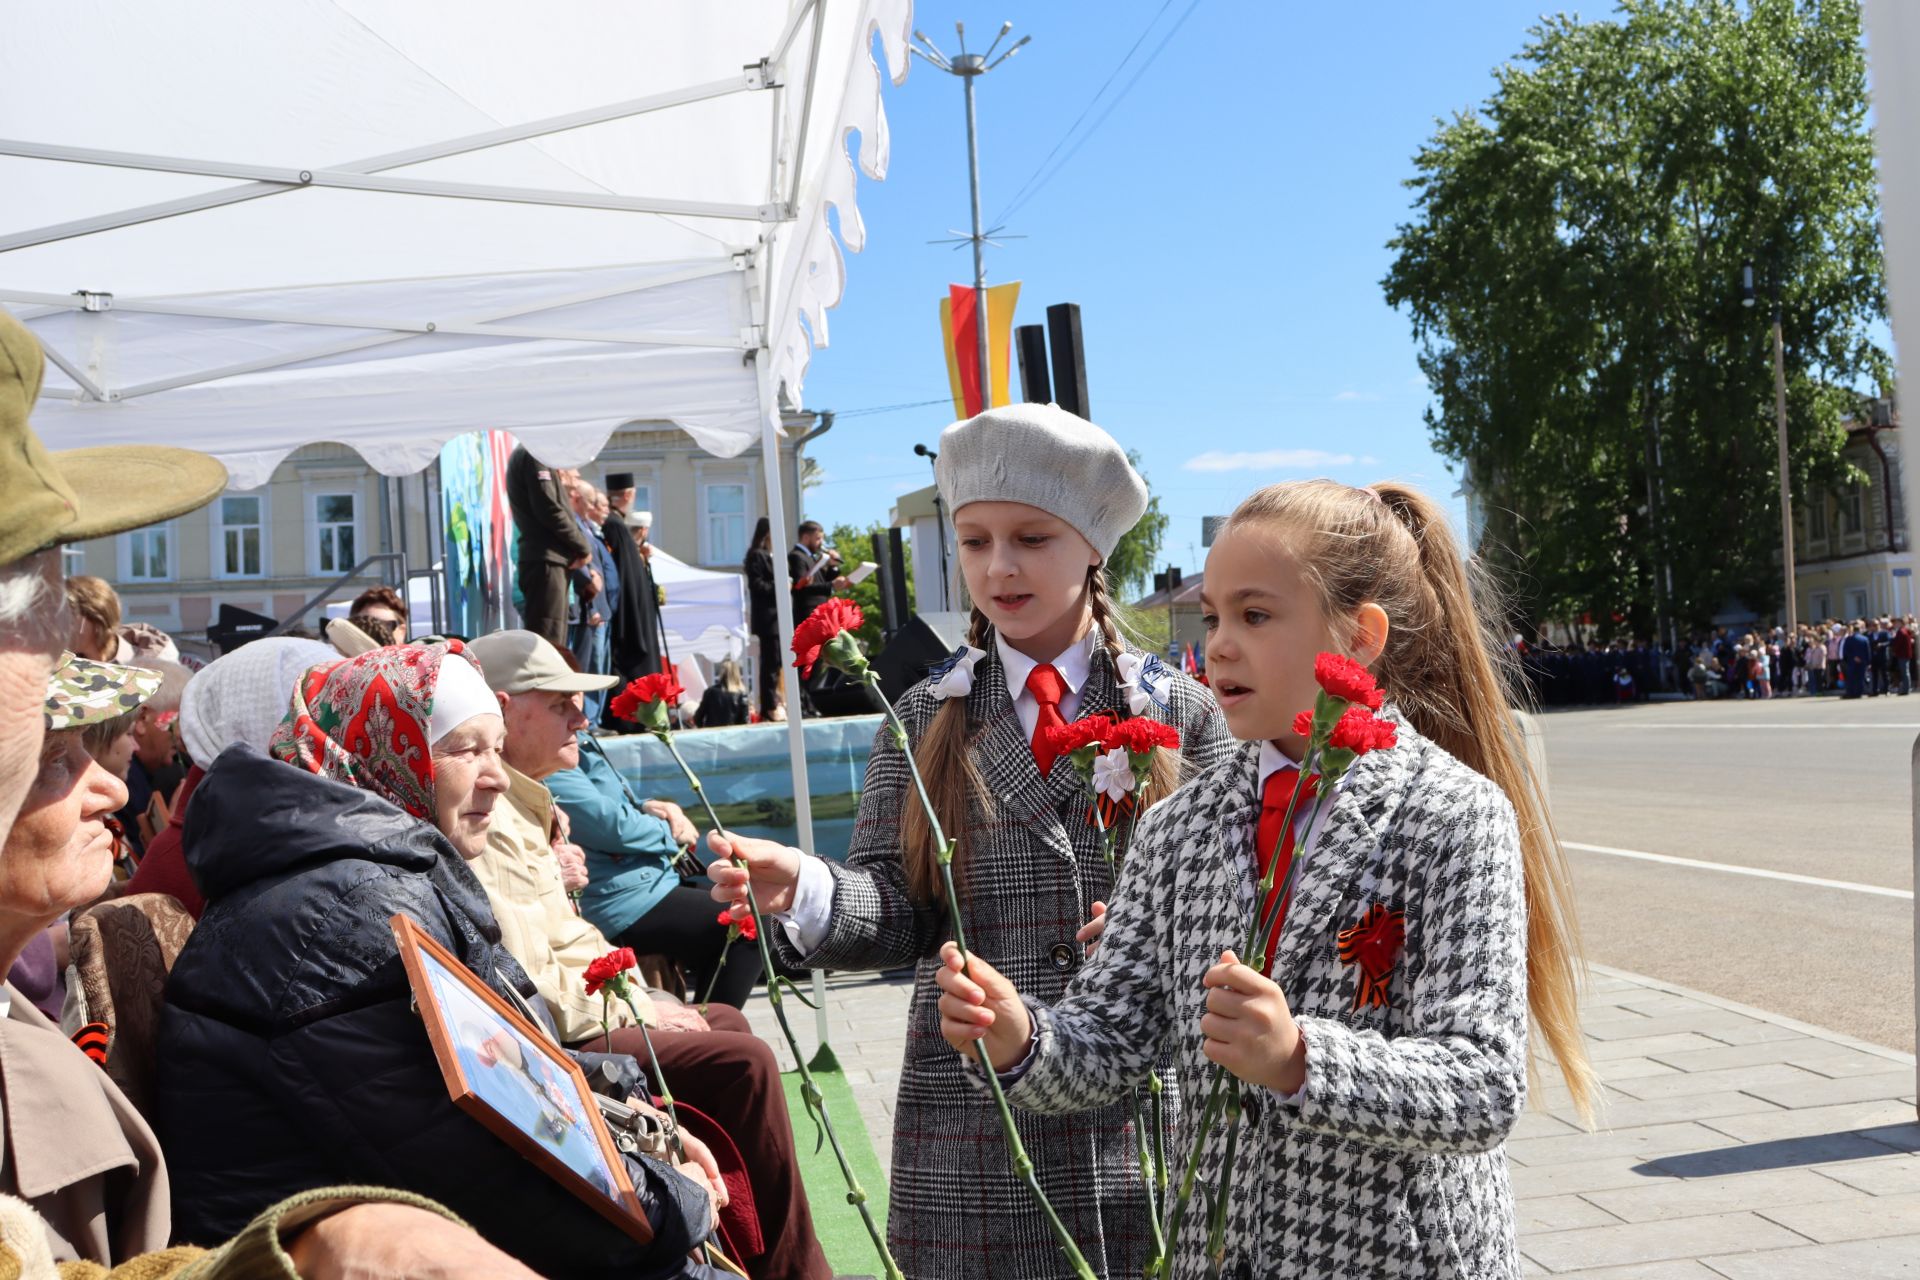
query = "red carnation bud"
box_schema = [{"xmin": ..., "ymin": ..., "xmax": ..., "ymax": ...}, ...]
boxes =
[{"xmin": 1314, "ymin": 652, "xmax": 1384, "ymax": 711}]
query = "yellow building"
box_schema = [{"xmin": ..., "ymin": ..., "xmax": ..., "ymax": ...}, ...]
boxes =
[{"xmin": 1793, "ymin": 415, "xmax": 1913, "ymax": 622}]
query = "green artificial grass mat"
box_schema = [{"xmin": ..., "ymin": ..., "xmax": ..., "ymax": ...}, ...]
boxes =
[{"xmin": 779, "ymin": 1045, "xmax": 891, "ymax": 1277}]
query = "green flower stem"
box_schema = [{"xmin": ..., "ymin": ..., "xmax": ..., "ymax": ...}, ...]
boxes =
[
  {"xmin": 867, "ymin": 677, "xmax": 1098, "ymax": 1280},
  {"xmin": 656, "ymin": 728, "xmax": 903, "ymax": 1280},
  {"xmin": 1089, "ymin": 789, "xmax": 1167, "ymax": 1275},
  {"xmin": 1206, "ymin": 1092, "xmax": 1242, "ymax": 1272},
  {"xmin": 696, "ymin": 935, "xmax": 732, "ymax": 1015},
  {"xmin": 1157, "ymin": 732, "xmax": 1339, "ymax": 1276},
  {"xmin": 619, "ymin": 993, "xmax": 686, "ymax": 1160}
]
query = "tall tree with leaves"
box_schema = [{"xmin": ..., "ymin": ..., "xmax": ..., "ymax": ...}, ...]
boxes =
[
  {"xmin": 1107, "ymin": 449, "xmax": 1171, "ymax": 599},
  {"xmin": 1384, "ymin": 0, "xmax": 1887, "ymax": 638}
]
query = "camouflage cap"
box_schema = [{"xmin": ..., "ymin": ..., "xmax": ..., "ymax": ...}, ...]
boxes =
[{"xmin": 46, "ymin": 652, "xmax": 160, "ymax": 730}]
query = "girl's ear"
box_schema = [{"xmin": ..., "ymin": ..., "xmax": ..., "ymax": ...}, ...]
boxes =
[{"xmin": 1352, "ymin": 602, "xmax": 1390, "ymax": 668}]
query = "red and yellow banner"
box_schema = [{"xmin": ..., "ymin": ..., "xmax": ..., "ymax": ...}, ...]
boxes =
[{"xmin": 940, "ymin": 281, "xmax": 1021, "ymax": 419}]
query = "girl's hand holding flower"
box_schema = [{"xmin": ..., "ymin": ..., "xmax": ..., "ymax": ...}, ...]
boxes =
[
  {"xmin": 934, "ymin": 941, "xmax": 1034, "ymax": 1072},
  {"xmin": 704, "ymin": 829, "xmax": 802, "ymax": 914},
  {"xmin": 1200, "ymin": 949, "xmax": 1308, "ymax": 1094}
]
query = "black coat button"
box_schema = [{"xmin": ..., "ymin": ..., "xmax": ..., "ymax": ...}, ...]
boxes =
[
  {"xmin": 1049, "ymin": 942, "xmax": 1076, "ymax": 973},
  {"xmin": 1234, "ymin": 1260, "xmax": 1252, "ymax": 1280}
]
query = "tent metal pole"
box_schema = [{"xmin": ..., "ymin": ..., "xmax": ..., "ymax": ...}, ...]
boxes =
[
  {"xmin": 0, "ymin": 72, "xmax": 773, "ymax": 254},
  {"xmin": 755, "ymin": 339, "xmax": 831, "ymax": 1050}
]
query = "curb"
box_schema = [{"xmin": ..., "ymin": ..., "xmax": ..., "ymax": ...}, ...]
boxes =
[{"xmin": 1591, "ymin": 962, "xmax": 1916, "ymax": 1067}]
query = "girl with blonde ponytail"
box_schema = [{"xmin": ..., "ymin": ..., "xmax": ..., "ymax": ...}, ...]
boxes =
[
  {"xmin": 706, "ymin": 404, "xmax": 1232, "ymax": 1280},
  {"xmin": 934, "ymin": 477, "xmax": 1593, "ymax": 1279}
]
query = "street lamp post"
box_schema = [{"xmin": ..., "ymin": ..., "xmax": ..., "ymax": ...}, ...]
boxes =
[
  {"xmin": 1744, "ymin": 262, "xmax": 1798, "ymax": 634},
  {"xmin": 911, "ymin": 23, "xmax": 1030, "ymax": 411}
]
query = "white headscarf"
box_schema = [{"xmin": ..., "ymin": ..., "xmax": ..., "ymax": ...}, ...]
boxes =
[{"xmin": 179, "ymin": 638, "xmax": 340, "ymax": 768}]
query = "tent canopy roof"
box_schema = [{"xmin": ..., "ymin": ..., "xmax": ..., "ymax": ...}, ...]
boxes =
[{"xmin": 0, "ymin": 0, "xmax": 910, "ymax": 487}]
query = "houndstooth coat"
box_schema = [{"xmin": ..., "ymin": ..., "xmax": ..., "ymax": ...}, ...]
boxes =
[
  {"xmin": 1005, "ymin": 712, "xmax": 1529, "ymax": 1279},
  {"xmin": 770, "ymin": 639, "xmax": 1233, "ymax": 1280}
]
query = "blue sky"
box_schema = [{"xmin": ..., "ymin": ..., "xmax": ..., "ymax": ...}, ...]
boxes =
[{"xmin": 797, "ymin": 0, "xmax": 1572, "ymax": 578}]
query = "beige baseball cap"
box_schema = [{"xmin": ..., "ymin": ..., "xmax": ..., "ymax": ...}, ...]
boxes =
[{"xmin": 467, "ymin": 630, "xmax": 616, "ymax": 695}]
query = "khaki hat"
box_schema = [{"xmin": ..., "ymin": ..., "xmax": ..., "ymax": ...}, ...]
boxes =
[
  {"xmin": 467, "ymin": 630, "xmax": 616, "ymax": 695},
  {"xmin": 0, "ymin": 309, "xmax": 230, "ymax": 566},
  {"xmin": 45, "ymin": 651, "xmax": 161, "ymax": 730}
]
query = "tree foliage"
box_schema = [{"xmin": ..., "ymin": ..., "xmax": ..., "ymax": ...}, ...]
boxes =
[
  {"xmin": 1107, "ymin": 449, "xmax": 1171, "ymax": 598},
  {"xmin": 1383, "ymin": 0, "xmax": 1887, "ymax": 636}
]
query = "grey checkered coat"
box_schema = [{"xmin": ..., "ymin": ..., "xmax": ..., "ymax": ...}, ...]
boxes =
[
  {"xmin": 1005, "ymin": 713, "xmax": 1528, "ymax": 1279},
  {"xmin": 770, "ymin": 639, "xmax": 1233, "ymax": 1279}
]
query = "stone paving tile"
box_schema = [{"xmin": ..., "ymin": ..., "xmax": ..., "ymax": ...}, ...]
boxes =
[
  {"xmin": 1602, "ymin": 1061, "xmax": 1819, "ymax": 1101},
  {"xmin": 1700, "ymin": 1098, "xmax": 1920, "ymax": 1145},
  {"xmin": 1583, "ymin": 1012, "xmax": 1779, "ymax": 1042},
  {"xmin": 1520, "ymin": 1210, "xmax": 1806, "ymax": 1271},
  {"xmin": 1702, "ymin": 1236, "xmax": 1920, "ymax": 1278},
  {"xmin": 1513, "ymin": 1193, "xmax": 1622, "ymax": 1233},
  {"xmin": 1508, "ymin": 1156, "xmax": 1683, "ymax": 1199},
  {"xmin": 1755, "ymin": 1190, "xmax": 1920, "ymax": 1244},
  {"xmin": 1739, "ymin": 1070, "xmax": 1920, "ymax": 1110},
  {"xmin": 1506, "ymin": 1121, "xmax": 1738, "ymax": 1168},
  {"xmin": 1649, "ymin": 1039, "xmax": 1906, "ymax": 1077},
  {"xmin": 1587, "ymin": 1033, "xmax": 1729, "ymax": 1063},
  {"xmin": 1527, "ymin": 1262, "xmax": 1728, "ymax": 1280},
  {"xmin": 1586, "ymin": 1089, "xmax": 1785, "ymax": 1132},
  {"xmin": 1810, "ymin": 1153, "xmax": 1920, "ymax": 1196},
  {"xmin": 1641, "ymin": 1130, "xmax": 1908, "ymax": 1179},
  {"xmin": 1580, "ymin": 1166, "xmax": 1864, "ymax": 1224}
]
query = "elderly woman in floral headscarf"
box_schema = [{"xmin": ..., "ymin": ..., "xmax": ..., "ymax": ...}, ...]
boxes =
[{"xmin": 156, "ymin": 641, "xmax": 726, "ymax": 1280}]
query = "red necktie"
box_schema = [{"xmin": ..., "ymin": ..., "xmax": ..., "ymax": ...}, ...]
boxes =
[
  {"xmin": 1027, "ymin": 664, "xmax": 1069, "ymax": 777},
  {"xmin": 1253, "ymin": 767, "xmax": 1318, "ymax": 972}
]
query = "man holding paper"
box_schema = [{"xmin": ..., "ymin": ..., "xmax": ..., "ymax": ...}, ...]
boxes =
[{"xmin": 787, "ymin": 521, "xmax": 842, "ymax": 619}]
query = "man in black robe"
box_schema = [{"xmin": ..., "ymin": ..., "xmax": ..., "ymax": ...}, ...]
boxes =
[{"xmin": 601, "ymin": 475, "xmax": 662, "ymax": 726}]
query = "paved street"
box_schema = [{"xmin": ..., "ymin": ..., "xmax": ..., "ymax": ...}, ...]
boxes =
[{"xmin": 1538, "ymin": 693, "xmax": 1918, "ymax": 1052}]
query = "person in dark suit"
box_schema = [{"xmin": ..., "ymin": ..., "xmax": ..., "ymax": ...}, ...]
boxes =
[
  {"xmin": 786, "ymin": 521, "xmax": 841, "ymax": 623},
  {"xmin": 743, "ymin": 517, "xmax": 781, "ymax": 719},
  {"xmin": 1842, "ymin": 622, "xmax": 1873, "ymax": 699},
  {"xmin": 506, "ymin": 446, "xmax": 591, "ymax": 649},
  {"xmin": 600, "ymin": 476, "xmax": 661, "ymax": 711}
]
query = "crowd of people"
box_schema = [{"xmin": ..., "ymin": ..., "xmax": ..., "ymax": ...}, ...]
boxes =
[{"xmin": 1516, "ymin": 617, "xmax": 1920, "ymax": 705}]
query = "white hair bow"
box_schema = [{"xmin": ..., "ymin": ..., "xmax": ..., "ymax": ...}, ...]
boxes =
[{"xmin": 928, "ymin": 645, "xmax": 988, "ymax": 700}]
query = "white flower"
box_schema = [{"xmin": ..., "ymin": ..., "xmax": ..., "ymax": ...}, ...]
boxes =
[
  {"xmin": 1091, "ymin": 747, "xmax": 1136, "ymax": 803},
  {"xmin": 929, "ymin": 646, "xmax": 988, "ymax": 700}
]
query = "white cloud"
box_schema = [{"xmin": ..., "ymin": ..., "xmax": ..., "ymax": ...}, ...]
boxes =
[
  {"xmin": 1182, "ymin": 449, "xmax": 1376, "ymax": 473},
  {"xmin": 1332, "ymin": 390, "xmax": 1380, "ymax": 402}
]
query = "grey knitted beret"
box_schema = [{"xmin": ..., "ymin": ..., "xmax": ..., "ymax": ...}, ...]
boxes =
[{"xmin": 934, "ymin": 402, "xmax": 1148, "ymax": 560}]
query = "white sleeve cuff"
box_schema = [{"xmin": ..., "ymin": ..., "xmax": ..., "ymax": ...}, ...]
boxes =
[{"xmin": 777, "ymin": 849, "xmax": 834, "ymax": 955}]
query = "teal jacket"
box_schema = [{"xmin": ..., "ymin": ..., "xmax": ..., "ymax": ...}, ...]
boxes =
[{"xmin": 545, "ymin": 734, "xmax": 683, "ymax": 940}]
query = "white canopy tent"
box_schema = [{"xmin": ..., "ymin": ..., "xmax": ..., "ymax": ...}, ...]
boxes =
[
  {"xmin": 0, "ymin": 0, "xmax": 912, "ymax": 868},
  {"xmin": 650, "ymin": 546, "xmax": 750, "ymax": 668}
]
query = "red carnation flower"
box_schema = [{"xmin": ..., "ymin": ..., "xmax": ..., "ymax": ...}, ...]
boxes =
[
  {"xmin": 1315, "ymin": 652, "xmax": 1384, "ymax": 711},
  {"xmin": 610, "ymin": 672, "xmax": 685, "ymax": 724},
  {"xmin": 1292, "ymin": 709, "xmax": 1315, "ymax": 739},
  {"xmin": 1043, "ymin": 715, "xmax": 1114, "ymax": 760},
  {"xmin": 792, "ymin": 598, "xmax": 866, "ymax": 678},
  {"xmin": 718, "ymin": 908, "xmax": 758, "ymax": 942},
  {"xmin": 1328, "ymin": 705, "xmax": 1397, "ymax": 755},
  {"xmin": 584, "ymin": 946, "xmax": 638, "ymax": 997},
  {"xmin": 1107, "ymin": 716, "xmax": 1179, "ymax": 754}
]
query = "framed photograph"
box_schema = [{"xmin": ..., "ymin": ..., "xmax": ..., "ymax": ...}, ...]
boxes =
[{"xmin": 390, "ymin": 912, "xmax": 653, "ymax": 1244}]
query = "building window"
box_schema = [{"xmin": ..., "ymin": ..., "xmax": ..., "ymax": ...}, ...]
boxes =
[
  {"xmin": 217, "ymin": 494, "xmax": 266, "ymax": 578},
  {"xmin": 60, "ymin": 546, "xmax": 85, "ymax": 578},
  {"xmin": 631, "ymin": 484, "xmax": 653, "ymax": 520},
  {"xmin": 1807, "ymin": 494, "xmax": 1827, "ymax": 542},
  {"xmin": 1811, "ymin": 591, "xmax": 1832, "ymax": 621},
  {"xmin": 1845, "ymin": 587, "xmax": 1871, "ymax": 620},
  {"xmin": 313, "ymin": 492, "xmax": 358, "ymax": 575},
  {"xmin": 1838, "ymin": 485, "xmax": 1864, "ymax": 538},
  {"xmin": 703, "ymin": 482, "xmax": 748, "ymax": 564},
  {"xmin": 123, "ymin": 524, "xmax": 173, "ymax": 582}
]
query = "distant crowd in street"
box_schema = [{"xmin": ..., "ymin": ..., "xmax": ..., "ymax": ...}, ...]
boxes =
[{"xmin": 1515, "ymin": 615, "xmax": 1920, "ymax": 705}]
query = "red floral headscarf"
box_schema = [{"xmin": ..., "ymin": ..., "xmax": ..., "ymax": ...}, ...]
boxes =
[{"xmin": 267, "ymin": 640, "xmax": 486, "ymax": 821}]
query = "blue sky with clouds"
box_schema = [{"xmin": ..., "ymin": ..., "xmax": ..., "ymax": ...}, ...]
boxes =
[{"xmin": 797, "ymin": 1, "xmax": 1565, "ymax": 577}]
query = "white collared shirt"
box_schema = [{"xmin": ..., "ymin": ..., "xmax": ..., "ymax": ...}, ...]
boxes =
[
  {"xmin": 776, "ymin": 629, "xmax": 1101, "ymax": 954},
  {"xmin": 993, "ymin": 629, "xmax": 1098, "ymax": 741}
]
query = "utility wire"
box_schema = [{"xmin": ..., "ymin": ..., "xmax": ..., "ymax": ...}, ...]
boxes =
[
  {"xmin": 993, "ymin": 0, "xmax": 1204, "ymax": 227},
  {"xmin": 831, "ymin": 397, "xmax": 953, "ymax": 418}
]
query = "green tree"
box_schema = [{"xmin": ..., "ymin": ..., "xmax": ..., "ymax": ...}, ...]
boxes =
[
  {"xmin": 1383, "ymin": 0, "xmax": 1887, "ymax": 638},
  {"xmin": 1106, "ymin": 449, "xmax": 1171, "ymax": 598},
  {"xmin": 828, "ymin": 521, "xmax": 913, "ymax": 654}
]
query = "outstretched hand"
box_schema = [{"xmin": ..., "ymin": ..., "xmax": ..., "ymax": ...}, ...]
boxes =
[
  {"xmin": 933, "ymin": 942, "xmax": 1034, "ymax": 1072},
  {"xmin": 704, "ymin": 830, "xmax": 802, "ymax": 915}
]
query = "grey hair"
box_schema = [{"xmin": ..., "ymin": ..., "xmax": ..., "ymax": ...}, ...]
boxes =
[{"xmin": 0, "ymin": 549, "xmax": 68, "ymax": 650}]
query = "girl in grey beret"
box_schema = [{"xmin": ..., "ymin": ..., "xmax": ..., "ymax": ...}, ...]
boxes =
[{"xmin": 709, "ymin": 404, "xmax": 1233, "ymax": 1278}]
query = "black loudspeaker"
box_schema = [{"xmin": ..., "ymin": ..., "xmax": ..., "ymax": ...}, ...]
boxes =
[
  {"xmin": 1046, "ymin": 302, "xmax": 1089, "ymax": 419},
  {"xmin": 1016, "ymin": 323, "xmax": 1051, "ymax": 403},
  {"xmin": 206, "ymin": 603, "xmax": 280, "ymax": 655},
  {"xmin": 806, "ymin": 666, "xmax": 885, "ymax": 718},
  {"xmin": 886, "ymin": 527, "xmax": 911, "ymax": 626},
  {"xmin": 870, "ymin": 612, "xmax": 969, "ymax": 704}
]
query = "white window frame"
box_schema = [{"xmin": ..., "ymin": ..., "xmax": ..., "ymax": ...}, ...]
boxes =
[
  {"xmin": 118, "ymin": 522, "xmax": 177, "ymax": 583},
  {"xmin": 211, "ymin": 490, "xmax": 270, "ymax": 580},
  {"xmin": 309, "ymin": 488, "xmax": 362, "ymax": 578},
  {"xmin": 701, "ymin": 479, "xmax": 751, "ymax": 567},
  {"xmin": 59, "ymin": 545, "xmax": 86, "ymax": 579},
  {"xmin": 1811, "ymin": 591, "xmax": 1832, "ymax": 621}
]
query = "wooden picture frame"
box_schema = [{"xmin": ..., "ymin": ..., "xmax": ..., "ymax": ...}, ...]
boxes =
[{"xmin": 389, "ymin": 912, "xmax": 652, "ymax": 1244}]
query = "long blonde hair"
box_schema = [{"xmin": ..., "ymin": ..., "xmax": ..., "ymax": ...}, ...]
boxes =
[
  {"xmin": 1225, "ymin": 479, "xmax": 1596, "ymax": 1121},
  {"xmin": 898, "ymin": 565, "xmax": 1181, "ymax": 903}
]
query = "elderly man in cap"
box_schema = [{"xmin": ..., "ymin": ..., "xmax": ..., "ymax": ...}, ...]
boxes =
[
  {"xmin": 467, "ymin": 630, "xmax": 830, "ymax": 1280},
  {"xmin": 0, "ymin": 309, "xmax": 542, "ymax": 1276},
  {"xmin": 601, "ymin": 478, "xmax": 663, "ymax": 723}
]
